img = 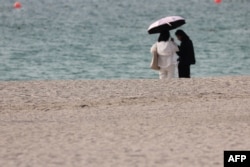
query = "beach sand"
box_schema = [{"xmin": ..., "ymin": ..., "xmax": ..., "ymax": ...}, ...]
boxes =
[{"xmin": 0, "ymin": 76, "xmax": 250, "ymax": 167}]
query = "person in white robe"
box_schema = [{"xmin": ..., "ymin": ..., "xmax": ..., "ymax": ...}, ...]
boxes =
[{"xmin": 151, "ymin": 31, "xmax": 179, "ymax": 79}]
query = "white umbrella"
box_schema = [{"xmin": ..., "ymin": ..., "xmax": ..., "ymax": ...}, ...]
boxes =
[{"xmin": 148, "ymin": 16, "xmax": 185, "ymax": 34}]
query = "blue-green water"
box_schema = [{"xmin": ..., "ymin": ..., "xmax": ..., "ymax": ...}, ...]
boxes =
[{"xmin": 0, "ymin": 0, "xmax": 249, "ymax": 80}]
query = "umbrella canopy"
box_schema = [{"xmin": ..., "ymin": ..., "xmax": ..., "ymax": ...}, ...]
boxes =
[{"xmin": 148, "ymin": 16, "xmax": 185, "ymax": 34}]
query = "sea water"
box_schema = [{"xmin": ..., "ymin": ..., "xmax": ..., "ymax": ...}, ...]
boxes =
[{"xmin": 0, "ymin": 0, "xmax": 249, "ymax": 81}]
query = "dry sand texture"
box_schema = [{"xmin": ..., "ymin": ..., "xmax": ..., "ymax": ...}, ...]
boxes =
[{"xmin": 0, "ymin": 76, "xmax": 250, "ymax": 167}]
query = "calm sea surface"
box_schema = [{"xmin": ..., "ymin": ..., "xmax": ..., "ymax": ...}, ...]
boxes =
[{"xmin": 0, "ymin": 0, "xmax": 249, "ymax": 80}]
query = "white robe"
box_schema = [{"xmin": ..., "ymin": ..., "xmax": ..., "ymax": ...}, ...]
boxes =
[{"xmin": 151, "ymin": 40, "xmax": 179, "ymax": 68}]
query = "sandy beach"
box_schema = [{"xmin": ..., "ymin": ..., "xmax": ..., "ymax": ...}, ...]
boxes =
[{"xmin": 0, "ymin": 76, "xmax": 250, "ymax": 167}]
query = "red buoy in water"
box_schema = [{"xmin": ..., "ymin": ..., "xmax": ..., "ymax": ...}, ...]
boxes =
[
  {"xmin": 13, "ymin": 2, "xmax": 22, "ymax": 9},
  {"xmin": 214, "ymin": 0, "xmax": 222, "ymax": 4}
]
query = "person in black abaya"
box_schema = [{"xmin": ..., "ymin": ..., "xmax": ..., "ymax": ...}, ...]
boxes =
[{"xmin": 175, "ymin": 30, "xmax": 196, "ymax": 78}]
